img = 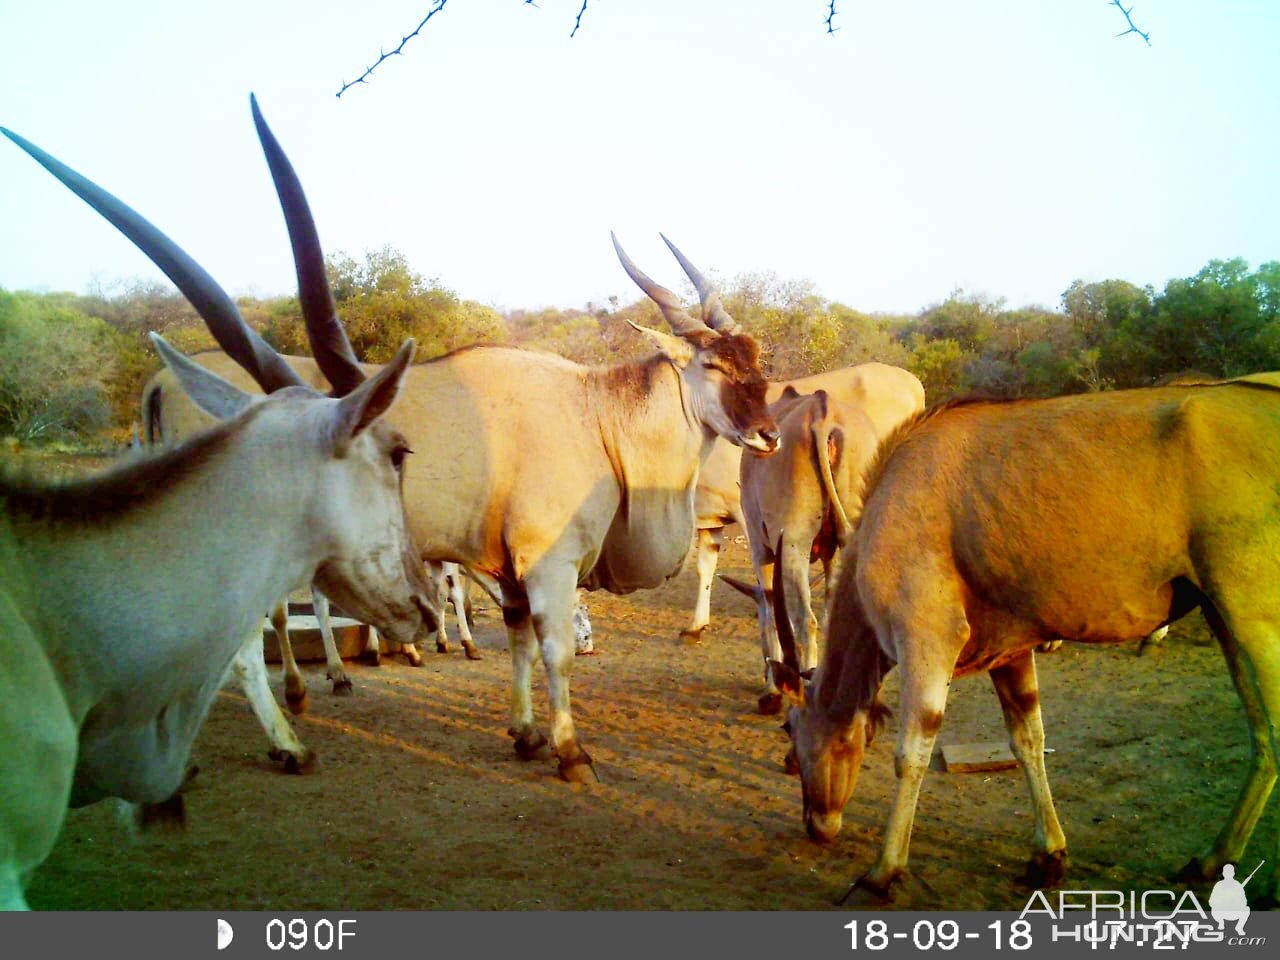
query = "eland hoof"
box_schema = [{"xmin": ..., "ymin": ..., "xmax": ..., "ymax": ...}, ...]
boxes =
[
  {"xmin": 283, "ymin": 750, "xmax": 317, "ymax": 775},
  {"xmin": 435, "ymin": 639, "xmax": 449, "ymax": 654},
  {"xmin": 360, "ymin": 648, "xmax": 382, "ymax": 667},
  {"xmin": 679, "ymin": 626, "xmax": 707, "ymax": 646},
  {"xmin": 758, "ymin": 692, "xmax": 784, "ymax": 716},
  {"xmin": 269, "ymin": 749, "xmax": 317, "ymax": 775},
  {"xmin": 839, "ymin": 871, "xmax": 900, "ymax": 905},
  {"xmin": 464, "ymin": 644, "xmax": 483, "ymax": 661},
  {"xmin": 285, "ymin": 689, "xmax": 309, "ymax": 716},
  {"xmin": 138, "ymin": 794, "xmax": 186, "ymax": 832},
  {"xmin": 330, "ymin": 677, "xmax": 353, "ymax": 696},
  {"xmin": 509, "ymin": 728, "xmax": 551, "ymax": 761},
  {"xmin": 558, "ymin": 751, "xmax": 597, "ymax": 784},
  {"xmin": 1022, "ymin": 850, "xmax": 1066, "ymax": 888}
]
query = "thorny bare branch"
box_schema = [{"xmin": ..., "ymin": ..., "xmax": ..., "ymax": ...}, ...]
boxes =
[
  {"xmin": 338, "ymin": 3, "xmax": 1152, "ymax": 97},
  {"xmin": 570, "ymin": 1, "xmax": 589, "ymax": 39},
  {"xmin": 336, "ymin": 0, "xmax": 450, "ymax": 99},
  {"xmin": 1109, "ymin": 0, "xmax": 1151, "ymax": 46}
]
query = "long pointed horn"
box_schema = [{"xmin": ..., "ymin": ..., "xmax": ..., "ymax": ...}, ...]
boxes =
[
  {"xmin": 250, "ymin": 95, "xmax": 365, "ymax": 397},
  {"xmin": 718, "ymin": 573, "xmax": 764, "ymax": 602},
  {"xmin": 2, "ymin": 127, "xmax": 304, "ymax": 395},
  {"xmin": 772, "ymin": 536, "xmax": 802, "ymax": 677},
  {"xmin": 659, "ymin": 233, "xmax": 739, "ymax": 333},
  {"xmin": 611, "ymin": 232, "xmax": 712, "ymax": 339}
]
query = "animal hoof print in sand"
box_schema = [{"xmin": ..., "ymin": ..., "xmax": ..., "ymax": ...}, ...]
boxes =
[
  {"xmin": 1022, "ymin": 850, "xmax": 1066, "ymax": 888},
  {"xmin": 758, "ymin": 692, "xmax": 784, "ymax": 715},
  {"xmin": 330, "ymin": 678, "xmax": 353, "ymax": 696}
]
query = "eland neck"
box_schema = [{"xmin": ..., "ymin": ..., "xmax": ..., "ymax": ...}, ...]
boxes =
[{"xmin": 0, "ymin": 409, "xmax": 325, "ymax": 724}]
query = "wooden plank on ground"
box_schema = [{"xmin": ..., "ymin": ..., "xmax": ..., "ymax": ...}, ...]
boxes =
[{"xmin": 941, "ymin": 742, "xmax": 1019, "ymax": 773}]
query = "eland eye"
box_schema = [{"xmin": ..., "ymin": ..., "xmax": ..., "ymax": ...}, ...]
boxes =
[{"xmin": 390, "ymin": 445, "xmax": 413, "ymax": 471}]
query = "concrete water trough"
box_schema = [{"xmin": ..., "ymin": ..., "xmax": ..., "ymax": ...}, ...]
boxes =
[{"xmin": 261, "ymin": 600, "xmax": 371, "ymax": 663}]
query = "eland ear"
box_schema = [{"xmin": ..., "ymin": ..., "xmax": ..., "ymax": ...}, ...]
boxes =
[
  {"xmin": 150, "ymin": 333, "xmax": 254, "ymax": 422},
  {"xmin": 625, "ymin": 319, "xmax": 694, "ymax": 367},
  {"xmin": 330, "ymin": 339, "xmax": 415, "ymax": 457}
]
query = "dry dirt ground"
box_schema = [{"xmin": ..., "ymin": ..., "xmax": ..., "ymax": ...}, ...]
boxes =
[{"xmin": 23, "ymin": 530, "xmax": 1277, "ymax": 912}]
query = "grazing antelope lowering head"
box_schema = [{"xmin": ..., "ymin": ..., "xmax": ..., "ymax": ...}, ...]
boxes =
[
  {"xmin": 773, "ymin": 380, "xmax": 1280, "ymax": 904},
  {"xmin": 771, "ymin": 549, "xmax": 891, "ymax": 844},
  {"xmin": 612, "ymin": 233, "xmax": 778, "ymax": 455}
]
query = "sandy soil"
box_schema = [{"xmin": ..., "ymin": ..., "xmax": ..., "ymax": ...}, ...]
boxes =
[{"xmin": 25, "ymin": 536, "xmax": 1275, "ymax": 911}]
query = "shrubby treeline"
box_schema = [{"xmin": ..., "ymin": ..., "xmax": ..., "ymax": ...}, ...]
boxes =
[{"xmin": 2, "ymin": 250, "xmax": 1277, "ymax": 445}]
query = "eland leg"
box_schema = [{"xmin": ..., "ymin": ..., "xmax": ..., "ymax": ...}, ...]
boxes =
[
  {"xmin": 1138, "ymin": 624, "xmax": 1169, "ymax": 657},
  {"xmin": 573, "ymin": 594, "xmax": 594, "ymax": 655},
  {"xmin": 428, "ymin": 562, "xmax": 452, "ymax": 654},
  {"xmin": 857, "ymin": 619, "xmax": 967, "ymax": 898},
  {"xmin": 681, "ymin": 526, "xmax": 723, "ymax": 643},
  {"xmin": 506, "ymin": 604, "xmax": 550, "ymax": 762},
  {"xmin": 1183, "ymin": 604, "xmax": 1279, "ymax": 903},
  {"xmin": 312, "ymin": 588, "xmax": 353, "ymax": 695},
  {"xmin": 446, "ymin": 563, "xmax": 481, "ymax": 660},
  {"xmin": 269, "ymin": 600, "xmax": 308, "ymax": 715},
  {"xmin": 990, "ymin": 651, "xmax": 1068, "ymax": 887},
  {"xmin": 755, "ymin": 552, "xmax": 784, "ymax": 715},
  {"xmin": 230, "ymin": 631, "xmax": 315, "ymax": 774},
  {"xmin": 529, "ymin": 565, "xmax": 595, "ymax": 783},
  {"xmin": 780, "ymin": 541, "xmax": 819, "ymax": 673}
]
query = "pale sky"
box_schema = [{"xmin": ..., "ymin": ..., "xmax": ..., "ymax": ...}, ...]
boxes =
[{"xmin": 1, "ymin": 1, "xmax": 1277, "ymax": 316}]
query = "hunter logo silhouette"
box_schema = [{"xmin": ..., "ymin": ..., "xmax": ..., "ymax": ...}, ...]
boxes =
[{"xmin": 1209, "ymin": 861, "xmax": 1264, "ymax": 935}]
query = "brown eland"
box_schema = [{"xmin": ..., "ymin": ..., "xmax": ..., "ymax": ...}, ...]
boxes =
[
  {"xmin": 774, "ymin": 380, "xmax": 1280, "ymax": 905},
  {"xmin": 721, "ymin": 388, "xmax": 880, "ymax": 715},
  {"xmin": 682, "ymin": 364, "xmax": 923, "ymax": 643}
]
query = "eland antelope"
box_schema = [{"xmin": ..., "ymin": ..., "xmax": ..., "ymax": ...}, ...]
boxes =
[
  {"xmin": 721, "ymin": 388, "xmax": 880, "ymax": 715},
  {"xmin": 145, "ymin": 352, "xmax": 472, "ymax": 717},
  {"xmin": 682, "ymin": 364, "xmax": 924, "ymax": 643},
  {"xmin": 774, "ymin": 379, "xmax": 1280, "ymax": 905},
  {"xmin": 0, "ymin": 98, "xmax": 432, "ymax": 910},
  {"xmin": 149, "ymin": 231, "xmax": 779, "ymax": 783}
]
